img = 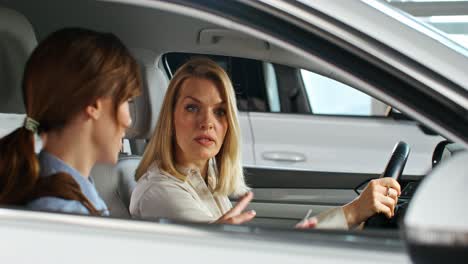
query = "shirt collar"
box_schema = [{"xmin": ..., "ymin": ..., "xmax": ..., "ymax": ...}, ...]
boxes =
[
  {"xmin": 39, "ymin": 151, "xmax": 87, "ymax": 180},
  {"xmin": 176, "ymin": 159, "xmax": 218, "ymax": 190},
  {"xmin": 38, "ymin": 151, "xmax": 109, "ymax": 214}
]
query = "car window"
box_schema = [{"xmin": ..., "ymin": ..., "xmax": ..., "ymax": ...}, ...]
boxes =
[
  {"xmin": 164, "ymin": 53, "xmax": 268, "ymax": 112},
  {"xmin": 301, "ymin": 70, "xmax": 388, "ymax": 116},
  {"xmin": 165, "ymin": 53, "xmax": 389, "ymax": 117},
  {"xmin": 0, "ymin": 113, "xmax": 24, "ymax": 138}
]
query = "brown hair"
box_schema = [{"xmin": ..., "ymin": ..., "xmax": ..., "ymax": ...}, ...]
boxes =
[{"xmin": 0, "ymin": 28, "xmax": 141, "ymax": 214}]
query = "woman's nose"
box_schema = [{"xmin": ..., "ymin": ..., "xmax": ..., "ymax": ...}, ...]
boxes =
[{"xmin": 199, "ymin": 111, "xmax": 214, "ymax": 130}]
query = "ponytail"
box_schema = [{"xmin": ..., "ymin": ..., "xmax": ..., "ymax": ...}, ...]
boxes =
[
  {"xmin": 0, "ymin": 126, "xmax": 102, "ymax": 215},
  {"xmin": 0, "ymin": 127, "xmax": 102, "ymax": 215},
  {"xmin": 0, "ymin": 127, "xmax": 39, "ymax": 204},
  {"xmin": 0, "ymin": 28, "xmax": 140, "ymax": 216}
]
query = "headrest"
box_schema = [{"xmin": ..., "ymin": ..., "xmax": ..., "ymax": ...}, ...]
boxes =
[
  {"xmin": 0, "ymin": 7, "xmax": 37, "ymax": 114},
  {"xmin": 126, "ymin": 48, "xmax": 168, "ymax": 139}
]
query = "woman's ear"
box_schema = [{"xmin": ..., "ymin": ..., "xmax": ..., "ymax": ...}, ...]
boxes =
[{"xmin": 85, "ymin": 99, "xmax": 103, "ymax": 120}]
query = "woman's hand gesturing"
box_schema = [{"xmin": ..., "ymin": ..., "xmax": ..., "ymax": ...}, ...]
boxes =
[{"xmin": 215, "ymin": 192, "xmax": 256, "ymax": 224}]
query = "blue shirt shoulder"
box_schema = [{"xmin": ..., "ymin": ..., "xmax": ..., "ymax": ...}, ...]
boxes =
[
  {"xmin": 27, "ymin": 197, "xmax": 90, "ymax": 215},
  {"xmin": 27, "ymin": 151, "xmax": 109, "ymax": 216}
]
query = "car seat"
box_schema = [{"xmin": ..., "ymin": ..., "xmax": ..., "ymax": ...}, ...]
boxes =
[
  {"xmin": 91, "ymin": 48, "xmax": 168, "ymax": 218},
  {"xmin": 0, "ymin": 7, "xmax": 37, "ymax": 137}
]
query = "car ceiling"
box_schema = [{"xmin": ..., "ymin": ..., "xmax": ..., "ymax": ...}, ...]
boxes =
[
  {"xmin": 0, "ymin": 0, "xmax": 315, "ymax": 70},
  {"xmin": 2, "ymin": 0, "xmax": 468, "ymax": 146}
]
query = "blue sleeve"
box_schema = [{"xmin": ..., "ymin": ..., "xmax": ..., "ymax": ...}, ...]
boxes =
[{"xmin": 27, "ymin": 197, "xmax": 90, "ymax": 215}]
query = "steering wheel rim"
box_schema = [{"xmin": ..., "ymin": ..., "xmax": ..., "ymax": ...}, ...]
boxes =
[{"xmin": 363, "ymin": 141, "xmax": 410, "ymax": 229}]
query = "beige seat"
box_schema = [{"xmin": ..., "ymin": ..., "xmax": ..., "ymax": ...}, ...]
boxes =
[{"xmin": 91, "ymin": 48, "xmax": 168, "ymax": 218}]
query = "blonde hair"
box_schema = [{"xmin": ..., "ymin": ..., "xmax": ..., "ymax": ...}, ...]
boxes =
[{"xmin": 136, "ymin": 57, "xmax": 248, "ymax": 196}]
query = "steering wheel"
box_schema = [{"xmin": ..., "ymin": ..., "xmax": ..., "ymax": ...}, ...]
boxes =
[{"xmin": 364, "ymin": 141, "xmax": 410, "ymax": 229}]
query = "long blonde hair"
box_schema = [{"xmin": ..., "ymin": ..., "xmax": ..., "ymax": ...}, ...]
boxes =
[{"xmin": 136, "ymin": 57, "xmax": 248, "ymax": 196}]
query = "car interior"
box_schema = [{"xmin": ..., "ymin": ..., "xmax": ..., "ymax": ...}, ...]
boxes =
[{"xmin": 0, "ymin": 0, "xmax": 465, "ymax": 234}]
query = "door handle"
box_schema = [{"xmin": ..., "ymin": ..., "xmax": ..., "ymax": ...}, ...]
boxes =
[{"xmin": 262, "ymin": 151, "xmax": 306, "ymax": 162}]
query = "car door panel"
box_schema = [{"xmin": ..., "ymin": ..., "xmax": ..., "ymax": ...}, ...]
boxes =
[
  {"xmin": 250, "ymin": 112, "xmax": 443, "ymax": 175},
  {"xmin": 248, "ymin": 202, "xmax": 338, "ymax": 228},
  {"xmin": 242, "ymin": 167, "xmax": 360, "ymax": 228},
  {"xmin": 241, "ymin": 188, "xmax": 356, "ymax": 228}
]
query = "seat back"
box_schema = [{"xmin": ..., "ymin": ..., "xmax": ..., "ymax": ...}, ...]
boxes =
[
  {"xmin": 0, "ymin": 7, "xmax": 37, "ymax": 114},
  {"xmin": 0, "ymin": 7, "xmax": 37, "ymax": 137},
  {"xmin": 92, "ymin": 48, "xmax": 168, "ymax": 218},
  {"xmin": 91, "ymin": 156, "xmax": 142, "ymax": 218}
]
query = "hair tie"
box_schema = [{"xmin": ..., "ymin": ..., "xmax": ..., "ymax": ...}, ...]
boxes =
[{"xmin": 24, "ymin": 116, "xmax": 40, "ymax": 133}]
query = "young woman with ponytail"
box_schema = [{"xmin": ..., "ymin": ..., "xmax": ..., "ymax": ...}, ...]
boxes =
[{"xmin": 0, "ymin": 28, "xmax": 141, "ymax": 215}]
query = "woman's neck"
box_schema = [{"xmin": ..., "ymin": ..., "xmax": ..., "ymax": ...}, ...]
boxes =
[
  {"xmin": 43, "ymin": 126, "xmax": 96, "ymax": 178},
  {"xmin": 177, "ymin": 159, "xmax": 209, "ymax": 179}
]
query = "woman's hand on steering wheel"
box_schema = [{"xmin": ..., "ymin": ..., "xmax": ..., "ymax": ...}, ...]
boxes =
[
  {"xmin": 343, "ymin": 178, "xmax": 401, "ymax": 227},
  {"xmin": 215, "ymin": 191, "xmax": 256, "ymax": 225}
]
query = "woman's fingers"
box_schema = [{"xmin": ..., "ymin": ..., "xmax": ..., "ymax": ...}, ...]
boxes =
[
  {"xmin": 224, "ymin": 210, "xmax": 256, "ymax": 225},
  {"xmin": 380, "ymin": 194, "xmax": 397, "ymax": 217},
  {"xmin": 386, "ymin": 187, "xmax": 399, "ymax": 201},
  {"xmin": 344, "ymin": 178, "xmax": 401, "ymax": 226},
  {"xmin": 224, "ymin": 191, "xmax": 253, "ymax": 218},
  {"xmin": 295, "ymin": 217, "xmax": 317, "ymax": 229},
  {"xmin": 216, "ymin": 192, "xmax": 255, "ymax": 224},
  {"xmin": 374, "ymin": 198, "xmax": 393, "ymax": 218},
  {"xmin": 378, "ymin": 178, "xmax": 401, "ymax": 195},
  {"xmin": 369, "ymin": 185, "xmax": 397, "ymax": 217}
]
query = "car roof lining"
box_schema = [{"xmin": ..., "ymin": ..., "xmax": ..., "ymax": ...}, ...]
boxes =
[
  {"xmin": 1, "ymin": 0, "xmax": 467, "ymax": 146},
  {"xmin": 0, "ymin": 0, "xmax": 352, "ymax": 84}
]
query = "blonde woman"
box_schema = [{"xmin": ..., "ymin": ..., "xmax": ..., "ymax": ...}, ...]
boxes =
[
  {"xmin": 130, "ymin": 58, "xmax": 400, "ymax": 229},
  {"xmin": 130, "ymin": 57, "xmax": 255, "ymax": 224}
]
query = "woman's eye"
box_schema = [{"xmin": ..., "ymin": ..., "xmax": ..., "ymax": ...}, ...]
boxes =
[
  {"xmin": 214, "ymin": 108, "xmax": 226, "ymax": 117},
  {"xmin": 185, "ymin": 104, "xmax": 199, "ymax": 112}
]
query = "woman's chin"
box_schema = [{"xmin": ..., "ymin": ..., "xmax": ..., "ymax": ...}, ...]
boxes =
[{"xmin": 194, "ymin": 151, "xmax": 217, "ymax": 161}]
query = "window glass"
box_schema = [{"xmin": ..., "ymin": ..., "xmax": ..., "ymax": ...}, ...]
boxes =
[
  {"xmin": 301, "ymin": 70, "xmax": 387, "ymax": 116},
  {"xmin": 388, "ymin": 0, "xmax": 468, "ymax": 49},
  {"xmin": 0, "ymin": 113, "xmax": 24, "ymax": 138},
  {"xmin": 164, "ymin": 53, "xmax": 268, "ymax": 112},
  {"xmin": 422, "ymin": 15, "xmax": 468, "ymax": 49},
  {"xmin": 165, "ymin": 53, "xmax": 388, "ymax": 117}
]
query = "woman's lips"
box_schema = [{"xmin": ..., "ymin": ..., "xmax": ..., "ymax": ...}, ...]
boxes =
[{"xmin": 194, "ymin": 136, "xmax": 215, "ymax": 147}]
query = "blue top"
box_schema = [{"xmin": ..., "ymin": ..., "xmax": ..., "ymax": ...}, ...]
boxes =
[{"xmin": 27, "ymin": 151, "xmax": 109, "ymax": 216}]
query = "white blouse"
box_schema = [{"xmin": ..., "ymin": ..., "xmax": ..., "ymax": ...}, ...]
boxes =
[
  {"xmin": 130, "ymin": 162, "xmax": 231, "ymax": 223},
  {"xmin": 130, "ymin": 162, "xmax": 349, "ymax": 229}
]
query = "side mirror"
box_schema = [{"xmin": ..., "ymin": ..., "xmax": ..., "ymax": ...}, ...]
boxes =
[{"xmin": 403, "ymin": 152, "xmax": 468, "ymax": 263}]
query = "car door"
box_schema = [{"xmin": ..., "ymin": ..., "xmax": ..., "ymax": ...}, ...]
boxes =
[
  {"xmin": 250, "ymin": 65, "xmax": 444, "ymax": 176},
  {"xmin": 246, "ymin": 63, "xmax": 444, "ymax": 227}
]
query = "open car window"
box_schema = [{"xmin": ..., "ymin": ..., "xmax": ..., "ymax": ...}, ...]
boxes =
[{"xmin": 164, "ymin": 53, "xmax": 389, "ymax": 117}]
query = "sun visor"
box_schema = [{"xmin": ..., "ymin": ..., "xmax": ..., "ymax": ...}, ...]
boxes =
[{"xmin": 198, "ymin": 29, "xmax": 270, "ymax": 55}]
